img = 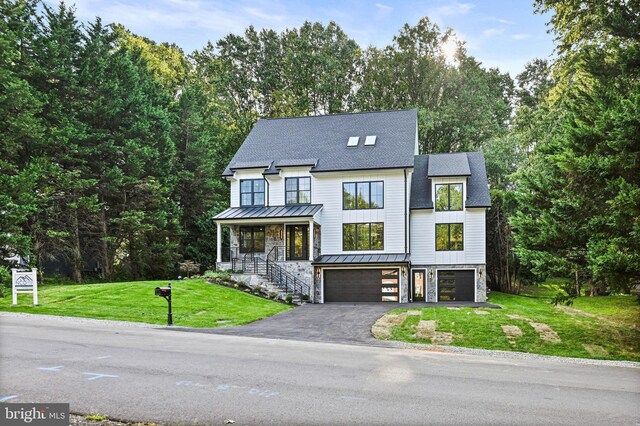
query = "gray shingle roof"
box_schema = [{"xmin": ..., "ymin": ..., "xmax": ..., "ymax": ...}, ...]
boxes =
[
  {"xmin": 312, "ymin": 253, "xmax": 410, "ymax": 265},
  {"xmin": 465, "ymin": 152, "xmax": 492, "ymax": 207},
  {"xmin": 427, "ymin": 153, "xmax": 471, "ymax": 176},
  {"xmin": 223, "ymin": 109, "xmax": 417, "ymax": 176},
  {"xmin": 410, "ymin": 152, "xmax": 491, "ymax": 209},
  {"xmin": 214, "ymin": 204, "xmax": 322, "ymax": 221},
  {"xmin": 409, "ymin": 155, "xmax": 432, "ymax": 209}
]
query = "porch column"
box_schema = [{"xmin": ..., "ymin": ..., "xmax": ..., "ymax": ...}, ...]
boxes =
[
  {"xmin": 216, "ymin": 222, "xmax": 222, "ymax": 263},
  {"xmin": 308, "ymin": 219, "xmax": 314, "ymax": 261}
]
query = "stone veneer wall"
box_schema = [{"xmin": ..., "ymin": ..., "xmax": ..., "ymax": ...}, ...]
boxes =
[{"xmin": 424, "ymin": 264, "xmax": 486, "ymax": 303}]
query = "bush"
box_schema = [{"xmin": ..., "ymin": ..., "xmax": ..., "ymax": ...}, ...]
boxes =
[
  {"xmin": 0, "ymin": 266, "xmax": 10, "ymax": 298},
  {"xmin": 178, "ymin": 260, "xmax": 200, "ymax": 278},
  {"xmin": 269, "ymin": 292, "xmax": 278, "ymax": 300},
  {"xmin": 285, "ymin": 294, "xmax": 293, "ymax": 304}
]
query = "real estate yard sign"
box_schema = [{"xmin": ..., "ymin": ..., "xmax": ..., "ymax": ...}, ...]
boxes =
[{"xmin": 12, "ymin": 268, "xmax": 38, "ymax": 306}]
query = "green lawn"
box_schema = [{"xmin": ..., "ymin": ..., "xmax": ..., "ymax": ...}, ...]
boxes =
[
  {"xmin": 381, "ymin": 292, "xmax": 640, "ymax": 361},
  {"xmin": 0, "ymin": 279, "xmax": 291, "ymax": 327}
]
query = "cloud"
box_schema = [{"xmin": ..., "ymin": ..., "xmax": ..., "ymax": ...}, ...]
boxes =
[
  {"xmin": 482, "ymin": 28, "xmax": 505, "ymax": 37},
  {"xmin": 512, "ymin": 33, "xmax": 531, "ymax": 40},
  {"xmin": 375, "ymin": 3, "xmax": 393, "ymax": 19},
  {"xmin": 243, "ymin": 6, "xmax": 285, "ymax": 22},
  {"xmin": 435, "ymin": 1, "xmax": 475, "ymax": 16}
]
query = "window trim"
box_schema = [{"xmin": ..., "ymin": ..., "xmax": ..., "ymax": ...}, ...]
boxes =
[
  {"xmin": 435, "ymin": 223, "xmax": 464, "ymax": 251},
  {"xmin": 285, "ymin": 176, "xmax": 311, "ymax": 205},
  {"xmin": 342, "ymin": 222, "xmax": 384, "ymax": 251},
  {"xmin": 240, "ymin": 179, "xmax": 266, "ymax": 207},
  {"xmin": 435, "ymin": 183, "xmax": 464, "ymax": 211},
  {"xmin": 342, "ymin": 181, "xmax": 384, "ymax": 210}
]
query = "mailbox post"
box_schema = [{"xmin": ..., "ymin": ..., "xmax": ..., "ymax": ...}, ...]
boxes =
[{"xmin": 155, "ymin": 283, "xmax": 172, "ymax": 326}]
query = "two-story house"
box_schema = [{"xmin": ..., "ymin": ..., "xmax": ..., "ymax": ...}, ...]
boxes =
[{"xmin": 214, "ymin": 109, "xmax": 490, "ymax": 303}]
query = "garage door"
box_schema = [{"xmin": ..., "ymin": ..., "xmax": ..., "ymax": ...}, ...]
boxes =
[
  {"xmin": 438, "ymin": 270, "xmax": 475, "ymax": 301},
  {"xmin": 324, "ymin": 269, "xmax": 399, "ymax": 302}
]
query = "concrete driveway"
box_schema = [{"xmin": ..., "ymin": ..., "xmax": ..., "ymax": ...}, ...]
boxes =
[{"xmin": 178, "ymin": 301, "xmax": 498, "ymax": 345}]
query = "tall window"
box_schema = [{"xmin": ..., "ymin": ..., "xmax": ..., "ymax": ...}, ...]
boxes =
[
  {"xmin": 239, "ymin": 226, "xmax": 265, "ymax": 253},
  {"xmin": 435, "ymin": 183, "xmax": 463, "ymax": 211},
  {"xmin": 240, "ymin": 179, "xmax": 265, "ymax": 207},
  {"xmin": 285, "ymin": 177, "xmax": 311, "ymax": 204},
  {"xmin": 343, "ymin": 223, "xmax": 384, "ymax": 251},
  {"xmin": 343, "ymin": 181, "xmax": 384, "ymax": 209},
  {"xmin": 436, "ymin": 223, "xmax": 464, "ymax": 251}
]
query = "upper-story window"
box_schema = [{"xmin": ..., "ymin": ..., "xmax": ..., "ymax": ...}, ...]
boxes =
[
  {"xmin": 435, "ymin": 183, "xmax": 463, "ymax": 211},
  {"xmin": 343, "ymin": 181, "xmax": 384, "ymax": 210},
  {"xmin": 285, "ymin": 177, "xmax": 311, "ymax": 204},
  {"xmin": 343, "ymin": 223, "xmax": 384, "ymax": 251},
  {"xmin": 240, "ymin": 179, "xmax": 265, "ymax": 207},
  {"xmin": 436, "ymin": 223, "xmax": 464, "ymax": 251}
]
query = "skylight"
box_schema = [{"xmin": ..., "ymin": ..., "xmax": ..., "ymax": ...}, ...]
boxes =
[
  {"xmin": 364, "ymin": 135, "xmax": 377, "ymax": 146},
  {"xmin": 347, "ymin": 136, "xmax": 359, "ymax": 147}
]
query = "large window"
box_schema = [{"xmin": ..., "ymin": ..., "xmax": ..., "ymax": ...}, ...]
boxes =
[
  {"xmin": 343, "ymin": 223, "xmax": 384, "ymax": 251},
  {"xmin": 240, "ymin": 179, "xmax": 265, "ymax": 207},
  {"xmin": 435, "ymin": 183, "xmax": 463, "ymax": 211},
  {"xmin": 239, "ymin": 226, "xmax": 265, "ymax": 253},
  {"xmin": 343, "ymin": 181, "xmax": 384, "ymax": 210},
  {"xmin": 285, "ymin": 177, "xmax": 311, "ymax": 204},
  {"xmin": 436, "ymin": 223, "xmax": 464, "ymax": 251}
]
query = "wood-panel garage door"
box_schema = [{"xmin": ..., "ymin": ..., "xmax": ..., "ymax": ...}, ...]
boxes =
[
  {"xmin": 438, "ymin": 270, "xmax": 475, "ymax": 301},
  {"xmin": 324, "ymin": 269, "xmax": 399, "ymax": 302}
]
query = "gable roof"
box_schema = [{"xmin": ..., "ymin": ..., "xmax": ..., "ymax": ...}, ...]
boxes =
[
  {"xmin": 410, "ymin": 152, "xmax": 491, "ymax": 209},
  {"xmin": 222, "ymin": 109, "xmax": 417, "ymax": 176}
]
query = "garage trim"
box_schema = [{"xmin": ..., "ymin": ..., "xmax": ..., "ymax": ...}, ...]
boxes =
[{"xmin": 435, "ymin": 268, "xmax": 476, "ymax": 302}]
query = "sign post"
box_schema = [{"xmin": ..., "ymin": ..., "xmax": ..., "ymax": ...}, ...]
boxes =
[{"xmin": 12, "ymin": 268, "xmax": 38, "ymax": 306}]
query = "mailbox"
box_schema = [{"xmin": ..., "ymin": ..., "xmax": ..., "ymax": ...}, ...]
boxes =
[
  {"xmin": 155, "ymin": 287, "xmax": 171, "ymax": 297},
  {"xmin": 154, "ymin": 283, "xmax": 173, "ymax": 326}
]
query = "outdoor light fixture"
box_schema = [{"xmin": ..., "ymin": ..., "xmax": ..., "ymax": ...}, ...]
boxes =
[
  {"xmin": 402, "ymin": 267, "xmax": 407, "ymax": 278},
  {"xmin": 315, "ymin": 268, "xmax": 321, "ymax": 280},
  {"xmin": 428, "ymin": 269, "xmax": 434, "ymax": 281},
  {"xmin": 479, "ymin": 268, "xmax": 484, "ymax": 278}
]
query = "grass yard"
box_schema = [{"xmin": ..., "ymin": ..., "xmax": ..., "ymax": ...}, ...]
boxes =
[
  {"xmin": 0, "ymin": 279, "xmax": 291, "ymax": 327},
  {"xmin": 377, "ymin": 292, "xmax": 640, "ymax": 361}
]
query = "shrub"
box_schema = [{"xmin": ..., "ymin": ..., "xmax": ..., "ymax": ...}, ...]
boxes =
[
  {"xmin": 269, "ymin": 292, "xmax": 278, "ymax": 300},
  {"xmin": 178, "ymin": 260, "xmax": 200, "ymax": 278},
  {"xmin": 285, "ymin": 294, "xmax": 293, "ymax": 304}
]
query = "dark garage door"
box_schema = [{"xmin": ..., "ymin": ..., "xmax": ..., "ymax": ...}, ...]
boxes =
[
  {"xmin": 438, "ymin": 270, "xmax": 474, "ymax": 301},
  {"xmin": 324, "ymin": 269, "xmax": 399, "ymax": 302}
]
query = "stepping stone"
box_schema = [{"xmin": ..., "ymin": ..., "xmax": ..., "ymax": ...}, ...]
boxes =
[
  {"xmin": 415, "ymin": 320, "xmax": 436, "ymax": 340},
  {"xmin": 583, "ymin": 344, "xmax": 608, "ymax": 357},
  {"xmin": 371, "ymin": 313, "xmax": 407, "ymax": 339},
  {"xmin": 507, "ymin": 314, "xmax": 531, "ymax": 321},
  {"xmin": 501, "ymin": 325, "xmax": 523, "ymax": 339},
  {"xmin": 474, "ymin": 310, "xmax": 490, "ymax": 315},
  {"xmin": 432, "ymin": 332, "xmax": 454, "ymax": 345},
  {"xmin": 529, "ymin": 322, "xmax": 562, "ymax": 343},
  {"xmin": 406, "ymin": 310, "xmax": 422, "ymax": 316},
  {"xmin": 447, "ymin": 307, "xmax": 460, "ymax": 310}
]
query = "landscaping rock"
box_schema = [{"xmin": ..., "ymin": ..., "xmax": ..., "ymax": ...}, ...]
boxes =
[
  {"xmin": 447, "ymin": 307, "xmax": 460, "ymax": 310},
  {"xmin": 507, "ymin": 314, "xmax": 531, "ymax": 321},
  {"xmin": 529, "ymin": 322, "xmax": 562, "ymax": 343},
  {"xmin": 474, "ymin": 310, "xmax": 490, "ymax": 315}
]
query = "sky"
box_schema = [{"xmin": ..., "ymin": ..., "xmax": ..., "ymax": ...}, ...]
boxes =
[{"xmin": 47, "ymin": 0, "xmax": 557, "ymax": 77}]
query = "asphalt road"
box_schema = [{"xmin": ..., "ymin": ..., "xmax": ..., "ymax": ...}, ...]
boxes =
[{"xmin": 1, "ymin": 314, "xmax": 638, "ymax": 426}]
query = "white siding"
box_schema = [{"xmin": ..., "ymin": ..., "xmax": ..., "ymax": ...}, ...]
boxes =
[
  {"xmin": 410, "ymin": 210, "xmax": 435, "ymax": 264},
  {"xmin": 463, "ymin": 208, "xmax": 486, "ymax": 264},
  {"xmin": 314, "ymin": 170, "xmax": 408, "ymax": 254},
  {"xmin": 410, "ymin": 208, "xmax": 486, "ymax": 265}
]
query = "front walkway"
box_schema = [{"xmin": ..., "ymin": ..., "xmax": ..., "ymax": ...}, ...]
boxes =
[{"xmin": 176, "ymin": 302, "xmax": 499, "ymax": 345}]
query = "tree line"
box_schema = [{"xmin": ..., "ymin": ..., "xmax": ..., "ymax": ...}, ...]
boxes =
[{"xmin": 1, "ymin": 0, "xmax": 637, "ymax": 293}]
